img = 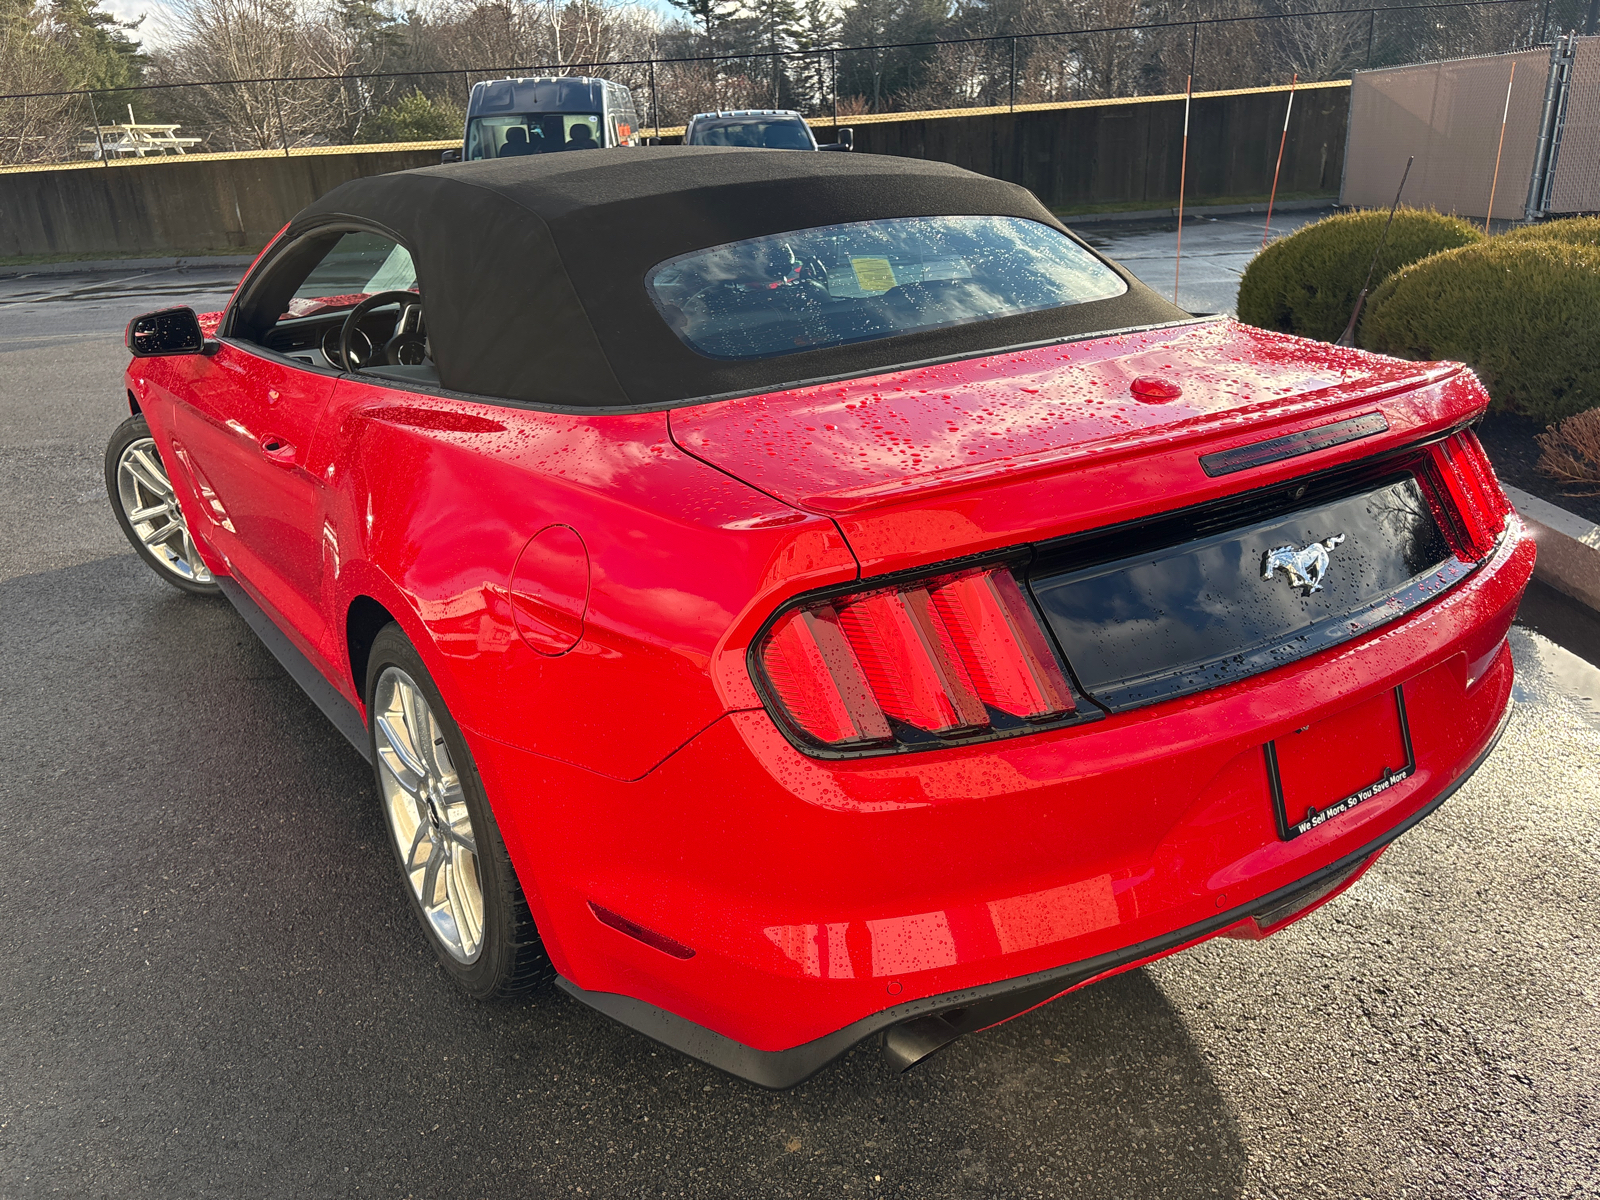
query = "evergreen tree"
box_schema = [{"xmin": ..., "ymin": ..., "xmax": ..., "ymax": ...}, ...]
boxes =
[
  {"xmin": 45, "ymin": 0, "xmax": 145, "ymax": 92},
  {"xmin": 668, "ymin": 0, "xmax": 737, "ymax": 44},
  {"xmin": 789, "ymin": 0, "xmax": 840, "ymax": 108},
  {"xmin": 837, "ymin": 0, "xmax": 949, "ymax": 109}
]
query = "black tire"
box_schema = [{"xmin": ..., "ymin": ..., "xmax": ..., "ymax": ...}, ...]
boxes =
[
  {"xmin": 104, "ymin": 413, "xmax": 220, "ymax": 595},
  {"xmin": 365, "ymin": 623, "xmax": 553, "ymax": 999}
]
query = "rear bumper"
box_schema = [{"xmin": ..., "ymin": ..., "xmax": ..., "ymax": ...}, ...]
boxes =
[
  {"xmin": 469, "ymin": 522, "xmax": 1534, "ymax": 1083},
  {"xmin": 557, "ymin": 704, "xmax": 1505, "ymax": 1088}
]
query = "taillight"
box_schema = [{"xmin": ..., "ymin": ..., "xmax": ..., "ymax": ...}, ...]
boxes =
[
  {"xmin": 1428, "ymin": 430, "xmax": 1513, "ymax": 559},
  {"xmin": 754, "ymin": 564, "xmax": 1081, "ymax": 753}
]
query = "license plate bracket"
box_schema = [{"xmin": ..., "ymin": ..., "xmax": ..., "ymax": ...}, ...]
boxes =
[{"xmin": 1265, "ymin": 685, "xmax": 1416, "ymax": 841}]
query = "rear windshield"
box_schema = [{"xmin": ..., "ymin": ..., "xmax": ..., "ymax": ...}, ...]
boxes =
[
  {"xmin": 645, "ymin": 216, "xmax": 1128, "ymax": 360},
  {"xmin": 466, "ymin": 113, "xmax": 604, "ymax": 159},
  {"xmin": 688, "ymin": 116, "xmax": 814, "ymax": 149}
]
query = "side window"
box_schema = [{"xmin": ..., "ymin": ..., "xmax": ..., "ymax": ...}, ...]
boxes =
[
  {"xmin": 284, "ymin": 232, "xmax": 416, "ymax": 321},
  {"xmin": 234, "ymin": 230, "xmax": 422, "ymax": 371},
  {"xmin": 561, "ymin": 114, "xmax": 601, "ymax": 150}
]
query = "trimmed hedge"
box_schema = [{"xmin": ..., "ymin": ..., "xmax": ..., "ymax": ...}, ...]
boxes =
[
  {"xmin": 1237, "ymin": 208, "xmax": 1484, "ymax": 343},
  {"xmin": 1497, "ymin": 216, "xmax": 1600, "ymax": 250},
  {"xmin": 1360, "ymin": 238, "xmax": 1600, "ymax": 424}
]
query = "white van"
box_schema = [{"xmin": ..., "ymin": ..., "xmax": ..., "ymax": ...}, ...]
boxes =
[{"xmin": 444, "ymin": 76, "xmax": 641, "ymax": 163}]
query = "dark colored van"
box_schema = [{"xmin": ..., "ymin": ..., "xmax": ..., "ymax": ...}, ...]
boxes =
[{"xmin": 443, "ymin": 76, "xmax": 641, "ymax": 163}]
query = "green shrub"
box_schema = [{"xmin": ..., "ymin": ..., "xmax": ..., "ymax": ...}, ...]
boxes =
[
  {"xmin": 358, "ymin": 91, "xmax": 462, "ymax": 144},
  {"xmin": 1359, "ymin": 239, "xmax": 1600, "ymax": 424},
  {"xmin": 1497, "ymin": 216, "xmax": 1600, "ymax": 250},
  {"xmin": 1237, "ymin": 208, "xmax": 1484, "ymax": 343}
]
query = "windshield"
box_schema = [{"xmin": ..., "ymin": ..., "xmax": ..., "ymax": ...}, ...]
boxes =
[
  {"xmin": 466, "ymin": 113, "xmax": 604, "ymax": 159},
  {"xmin": 283, "ymin": 231, "xmax": 417, "ymax": 318},
  {"xmin": 645, "ymin": 215, "xmax": 1128, "ymax": 360},
  {"xmin": 688, "ymin": 116, "xmax": 815, "ymax": 149}
]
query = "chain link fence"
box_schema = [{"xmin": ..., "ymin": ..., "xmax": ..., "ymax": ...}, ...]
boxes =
[
  {"xmin": 0, "ymin": 0, "xmax": 1583, "ymax": 168},
  {"xmin": 1344, "ymin": 33, "xmax": 1600, "ymax": 217}
]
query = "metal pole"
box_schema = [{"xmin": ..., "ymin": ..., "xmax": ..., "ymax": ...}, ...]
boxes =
[
  {"xmin": 1485, "ymin": 60, "xmax": 1517, "ymax": 231},
  {"xmin": 271, "ymin": 79, "xmax": 290, "ymax": 157},
  {"xmin": 1188, "ymin": 22, "xmax": 1198, "ymax": 87},
  {"xmin": 832, "ymin": 49, "xmax": 838, "ymax": 132},
  {"xmin": 1174, "ymin": 73, "xmax": 1191, "ymax": 306},
  {"xmin": 1525, "ymin": 33, "xmax": 1570, "ymax": 220},
  {"xmin": 1540, "ymin": 0, "xmax": 1551, "ymax": 40},
  {"xmin": 1366, "ymin": 10, "xmax": 1377, "ymax": 68},
  {"xmin": 650, "ymin": 57, "xmax": 659, "ymax": 140},
  {"xmin": 1010, "ymin": 37, "xmax": 1017, "ymax": 111},
  {"xmin": 1262, "ymin": 74, "xmax": 1298, "ymax": 249},
  {"xmin": 85, "ymin": 90, "xmax": 110, "ymax": 166},
  {"xmin": 1587, "ymin": 0, "xmax": 1599, "ymax": 36}
]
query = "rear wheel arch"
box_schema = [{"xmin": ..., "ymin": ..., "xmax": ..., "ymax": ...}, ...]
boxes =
[{"xmin": 347, "ymin": 594, "xmax": 397, "ymax": 702}]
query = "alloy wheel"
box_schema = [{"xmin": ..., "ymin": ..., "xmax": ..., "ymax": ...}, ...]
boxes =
[
  {"xmin": 372, "ymin": 667, "xmax": 486, "ymax": 963},
  {"xmin": 114, "ymin": 437, "xmax": 213, "ymax": 585}
]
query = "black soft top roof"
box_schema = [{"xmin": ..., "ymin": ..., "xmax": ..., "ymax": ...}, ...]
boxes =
[{"xmin": 267, "ymin": 147, "xmax": 1184, "ymax": 409}]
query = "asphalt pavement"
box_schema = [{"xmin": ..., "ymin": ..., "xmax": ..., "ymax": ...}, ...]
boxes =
[
  {"xmin": 2, "ymin": 253, "xmax": 1598, "ymax": 1199},
  {"xmin": 1078, "ymin": 207, "xmax": 1329, "ymax": 316}
]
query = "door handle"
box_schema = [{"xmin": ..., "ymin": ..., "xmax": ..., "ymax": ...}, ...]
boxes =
[{"xmin": 259, "ymin": 436, "xmax": 297, "ymax": 466}]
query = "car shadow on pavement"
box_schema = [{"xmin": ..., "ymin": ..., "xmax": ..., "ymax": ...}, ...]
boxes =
[{"xmin": 0, "ymin": 553, "xmax": 1248, "ymax": 1200}]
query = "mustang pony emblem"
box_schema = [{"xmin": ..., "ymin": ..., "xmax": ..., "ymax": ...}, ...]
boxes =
[{"xmin": 1262, "ymin": 534, "xmax": 1346, "ymax": 593}]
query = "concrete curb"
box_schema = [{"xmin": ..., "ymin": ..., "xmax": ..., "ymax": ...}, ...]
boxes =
[
  {"xmin": 0, "ymin": 254, "xmax": 257, "ymax": 279},
  {"xmin": 1505, "ymin": 484, "xmax": 1600, "ymax": 612},
  {"xmin": 1065, "ymin": 198, "xmax": 1335, "ymax": 225}
]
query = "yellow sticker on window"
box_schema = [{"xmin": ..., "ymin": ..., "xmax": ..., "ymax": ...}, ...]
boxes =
[{"xmin": 851, "ymin": 257, "xmax": 897, "ymax": 293}]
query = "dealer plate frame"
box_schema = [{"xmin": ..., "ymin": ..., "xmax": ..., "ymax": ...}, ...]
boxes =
[{"xmin": 1263, "ymin": 685, "xmax": 1417, "ymax": 841}]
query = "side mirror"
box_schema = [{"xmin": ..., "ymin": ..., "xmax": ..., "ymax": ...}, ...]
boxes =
[
  {"xmin": 644, "ymin": 137, "xmax": 661, "ymax": 146},
  {"xmin": 838, "ymin": 127, "xmax": 853, "ymax": 150},
  {"xmin": 126, "ymin": 307, "xmax": 209, "ymax": 357},
  {"xmin": 440, "ymin": 148, "xmax": 463, "ymax": 164}
]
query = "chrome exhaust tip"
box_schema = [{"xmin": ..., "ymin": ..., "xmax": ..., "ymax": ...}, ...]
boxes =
[{"xmin": 882, "ymin": 1012, "xmax": 964, "ymax": 1072}]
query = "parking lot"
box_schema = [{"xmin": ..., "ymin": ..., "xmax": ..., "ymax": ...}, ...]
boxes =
[{"xmin": 2, "ymin": 251, "xmax": 1598, "ymax": 1199}]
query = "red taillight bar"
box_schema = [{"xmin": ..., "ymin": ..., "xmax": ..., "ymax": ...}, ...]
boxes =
[
  {"xmin": 754, "ymin": 563, "xmax": 1081, "ymax": 754},
  {"xmin": 1428, "ymin": 430, "xmax": 1513, "ymax": 559}
]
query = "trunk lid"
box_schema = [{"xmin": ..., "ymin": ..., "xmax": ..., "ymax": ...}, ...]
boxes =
[{"xmin": 669, "ymin": 319, "xmax": 1471, "ymax": 574}]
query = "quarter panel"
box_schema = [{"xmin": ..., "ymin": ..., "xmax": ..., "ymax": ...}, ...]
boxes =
[{"xmin": 317, "ymin": 380, "xmax": 861, "ymax": 783}]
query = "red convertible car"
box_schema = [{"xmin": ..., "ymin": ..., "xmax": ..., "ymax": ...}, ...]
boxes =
[{"xmin": 106, "ymin": 150, "xmax": 1533, "ymax": 1087}]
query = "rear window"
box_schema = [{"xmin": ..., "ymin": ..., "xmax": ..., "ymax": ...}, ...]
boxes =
[
  {"xmin": 645, "ymin": 216, "xmax": 1128, "ymax": 360},
  {"xmin": 466, "ymin": 113, "xmax": 604, "ymax": 159}
]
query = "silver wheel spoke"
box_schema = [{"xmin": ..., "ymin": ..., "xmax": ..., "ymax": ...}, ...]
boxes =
[
  {"xmin": 446, "ymin": 857, "xmax": 481, "ymax": 948},
  {"xmin": 420, "ymin": 847, "xmax": 443, "ymax": 908},
  {"xmin": 126, "ymin": 449, "xmax": 169, "ymax": 495},
  {"xmin": 443, "ymin": 813, "xmax": 476, "ymax": 856},
  {"xmin": 403, "ymin": 687, "xmax": 440, "ymax": 778},
  {"xmin": 373, "ymin": 666, "xmax": 487, "ymax": 964},
  {"xmin": 375, "ymin": 712, "xmax": 428, "ymax": 784},
  {"xmin": 180, "ymin": 530, "xmax": 213, "ymax": 582},
  {"xmin": 140, "ymin": 518, "xmax": 181, "ymax": 548},
  {"xmin": 116, "ymin": 437, "xmax": 209, "ymax": 585},
  {"xmin": 403, "ymin": 817, "xmax": 430, "ymax": 874}
]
